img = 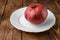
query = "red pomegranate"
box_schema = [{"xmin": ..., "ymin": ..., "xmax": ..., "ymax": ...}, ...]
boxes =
[{"xmin": 25, "ymin": 3, "xmax": 48, "ymax": 24}]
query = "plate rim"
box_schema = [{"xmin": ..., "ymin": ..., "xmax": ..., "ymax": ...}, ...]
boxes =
[{"xmin": 10, "ymin": 7, "xmax": 56, "ymax": 33}]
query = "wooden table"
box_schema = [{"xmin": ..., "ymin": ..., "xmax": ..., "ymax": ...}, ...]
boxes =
[{"xmin": 0, "ymin": 0, "xmax": 60, "ymax": 40}]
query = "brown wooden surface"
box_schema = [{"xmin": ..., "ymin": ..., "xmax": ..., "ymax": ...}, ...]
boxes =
[{"xmin": 0, "ymin": 0, "xmax": 60, "ymax": 40}]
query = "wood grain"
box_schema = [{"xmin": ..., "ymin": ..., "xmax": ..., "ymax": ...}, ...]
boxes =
[
  {"xmin": 0, "ymin": 0, "xmax": 23, "ymax": 40},
  {"xmin": 0, "ymin": 0, "xmax": 7, "ymax": 23},
  {"xmin": 38, "ymin": 0, "xmax": 60, "ymax": 40},
  {"xmin": 0, "ymin": 0, "xmax": 60, "ymax": 40},
  {"xmin": 1, "ymin": 0, "xmax": 23, "ymax": 20},
  {"xmin": 23, "ymin": 0, "xmax": 38, "ymax": 6}
]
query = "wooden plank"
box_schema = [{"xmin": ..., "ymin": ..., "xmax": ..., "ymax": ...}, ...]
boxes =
[
  {"xmin": 0, "ymin": 0, "xmax": 7, "ymax": 40},
  {"xmin": 1, "ymin": 0, "xmax": 23, "ymax": 40},
  {"xmin": 22, "ymin": 32, "xmax": 51, "ymax": 40},
  {"xmin": 1, "ymin": 19, "xmax": 22, "ymax": 40},
  {"xmin": 38, "ymin": 0, "xmax": 60, "ymax": 40},
  {"xmin": 0, "ymin": 19, "xmax": 13, "ymax": 40},
  {"xmin": 12, "ymin": 29, "xmax": 22, "ymax": 40},
  {"xmin": 1, "ymin": 0, "xmax": 23, "ymax": 20},
  {"xmin": 0, "ymin": 0, "xmax": 7, "ymax": 23},
  {"xmin": 22, "ymin": 0, "xmax": 38, "ymax": 6}
]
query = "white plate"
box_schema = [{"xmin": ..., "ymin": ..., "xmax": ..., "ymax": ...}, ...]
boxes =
[{"xmin": 10, "ymin": 7, "xmax": 56, "ymax": 33}]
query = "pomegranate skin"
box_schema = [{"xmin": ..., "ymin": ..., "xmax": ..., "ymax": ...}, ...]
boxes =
[{"xmin": 25, "ymin": 3, "xmax": 48, "ymax": 24}]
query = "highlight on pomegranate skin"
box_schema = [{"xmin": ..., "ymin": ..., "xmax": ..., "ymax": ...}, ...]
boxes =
[{"xmin": 25, "ymin": 3, "xmax": 48, "ymax": 24}]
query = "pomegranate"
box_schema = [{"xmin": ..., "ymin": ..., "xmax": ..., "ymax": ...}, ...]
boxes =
[{"xmin": 25, "ymin": 3, "xmax": 48, "ymax": 24}]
